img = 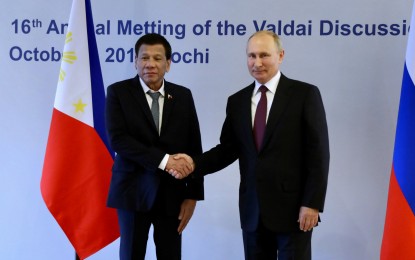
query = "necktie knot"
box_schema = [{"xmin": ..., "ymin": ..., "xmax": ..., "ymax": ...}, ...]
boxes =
[
  {"xmin": 147, "ymin": 91, "xmax": 161, "ymax": 101},
  {"xmin": 259, "ymin": 85, "xmax": 268, "ymax": 94}
]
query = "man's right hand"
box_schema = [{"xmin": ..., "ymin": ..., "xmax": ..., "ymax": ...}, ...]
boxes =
[{"xmin": 166, "ymin": 153, "xmax": 194, "ymax": 179}]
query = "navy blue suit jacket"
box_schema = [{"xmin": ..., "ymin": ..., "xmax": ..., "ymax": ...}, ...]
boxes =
[
  {"xmin": 194, "ymin": 73, "xmax": 329, "ymax": 232},
  {"xmin": 105, "ymin": 76, "xmax": 203, "ymax": 215}
]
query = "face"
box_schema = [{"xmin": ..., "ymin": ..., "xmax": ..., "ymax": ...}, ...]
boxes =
[
  {"xmin": 246, "ymin": 34, "xmax": 284, "ymax": 84},
  {"xmin": 135, "ymin": 44, "xmax": 171, "ymax": 90}
]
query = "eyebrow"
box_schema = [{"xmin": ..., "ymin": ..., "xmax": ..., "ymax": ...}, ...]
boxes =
[{"xmin": 247, "ymin": 51, "xmax": 270, "ymax": 56}]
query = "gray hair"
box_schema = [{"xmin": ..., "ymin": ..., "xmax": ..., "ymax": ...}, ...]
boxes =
[{"xmin": 248, "ymin": 30, "xmax": 283, "ymax": 52}]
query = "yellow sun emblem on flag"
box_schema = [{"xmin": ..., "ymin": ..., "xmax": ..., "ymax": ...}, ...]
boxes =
[{"xmin": 59, "ymin": 32, "xmax": 77, "ymax": 82}]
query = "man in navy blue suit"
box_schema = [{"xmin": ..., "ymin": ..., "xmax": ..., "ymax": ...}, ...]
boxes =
[
  {"xmin": 105, "ymin": 33, "xmax": 203, "ymax": 260},
  {"xmin": 172, "ymin": 31, "xmax": 329, "ymax": 260}
]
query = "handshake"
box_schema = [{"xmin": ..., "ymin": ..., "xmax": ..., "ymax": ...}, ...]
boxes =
[{"xmin": 166, "ymin": 153, "xmax": 194, "ymax": 179}]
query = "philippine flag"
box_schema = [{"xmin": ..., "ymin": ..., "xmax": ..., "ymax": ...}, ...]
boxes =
[
  {"xmin": 380, "ymin": 2, "xmax": 415, "ymax": 259},
  {"xmin": 40, "ymin": 0, "xmax": 119, "ymax": 259}
]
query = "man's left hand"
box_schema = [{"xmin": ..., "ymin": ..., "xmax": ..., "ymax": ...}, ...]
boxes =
[
  {"xmin": 298, "ymin": 206, "xmax": 319, "ymax": 232},
  {"xmin": 178, "ymin": 199, "xmax": 197, "ymax": 234}
]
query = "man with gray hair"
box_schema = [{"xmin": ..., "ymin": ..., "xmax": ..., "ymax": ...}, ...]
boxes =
[{"xmin": 172, "ymin": 30, "xmax": 329, "ymax": 259}]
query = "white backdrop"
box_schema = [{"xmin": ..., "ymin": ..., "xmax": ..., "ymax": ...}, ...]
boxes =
[{"xmin": 0, "ymin": 0, "xmax": 413, "ymax": 259}]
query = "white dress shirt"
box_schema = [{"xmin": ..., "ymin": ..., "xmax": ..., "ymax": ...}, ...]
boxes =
[
  {"xmin": 139, "ymin": 77, "xmax": 169, "ymax": 170},
  {"xmin": 251, "ymin": 71, "xmax": 281, "ymax": 127}
]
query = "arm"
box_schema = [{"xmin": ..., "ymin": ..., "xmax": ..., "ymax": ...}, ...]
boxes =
[
  {"xmin": 105, "ymin": 83, "xmax": 169, "ymax": 171},
  {"xmin": 182, "ymin": 91, "xmax": 204, "ymax": 200},
  {"xmin": 298, "ymin": 85, "xmax": 329, "ymax": 230},
  {"xmin": 169, "ymin": 97, "xmax": 240, "ymax": 179}
]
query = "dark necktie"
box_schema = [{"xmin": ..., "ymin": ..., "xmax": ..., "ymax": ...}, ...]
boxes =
[
  {"xmin": 253, "ymin": 85, "xmax": 268, "ymax": 151},
  {"xmin": 147, "ymin": 91, "xmax": 161, "ymax": 131}
]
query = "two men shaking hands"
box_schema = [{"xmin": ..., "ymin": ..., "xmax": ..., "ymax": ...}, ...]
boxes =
[{"xmin": 166, "ymin": 154, "xmax": 195, "ymax": 179}]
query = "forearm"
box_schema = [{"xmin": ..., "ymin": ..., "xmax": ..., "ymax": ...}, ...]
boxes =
[{"xmin": 302, "ymin": 85, "xmax": 330, "ymax": 211}]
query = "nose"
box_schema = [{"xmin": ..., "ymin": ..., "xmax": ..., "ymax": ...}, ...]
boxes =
[
  {"xmin": 144, "ymin": 58, "xmax": 156, "ymax": 67},
  {"xmin": 253, "ymin": 58, "xmax": 262, "ymax": 68}
]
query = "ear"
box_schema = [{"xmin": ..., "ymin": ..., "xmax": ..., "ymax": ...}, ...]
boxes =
[
  {"xmin": 165, "ymin": 59, "xmax": 172, "ymax": 72},
  {"xmin": 278, "ymin": 50, "xmax": 285, "ymax": 63},
  {"xmin": 134, "ymin": 55, "xmax": 138, "ymax": 69}
]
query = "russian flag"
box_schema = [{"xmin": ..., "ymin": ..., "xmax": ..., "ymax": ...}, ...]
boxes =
[
  {"xmin": 40, "ymin": 0, "xmax": 119, "ymax": 259},
  {"xmin": 381, "ymin": 2, "xmax": 415, "ymax": 259}
]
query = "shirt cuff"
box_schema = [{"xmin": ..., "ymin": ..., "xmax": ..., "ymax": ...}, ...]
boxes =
[{"xmin": 159, "ymin": 154, "xmax": 169, "ymax": 170}]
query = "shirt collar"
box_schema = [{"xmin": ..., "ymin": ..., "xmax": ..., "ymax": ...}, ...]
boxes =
[
  {"xmin": 139, "ymin": 77, "xmax": 165, "ymax": 97},
  {"xmin": 253, "ymin": 71, "xmax": 281, "ymax": 96}
]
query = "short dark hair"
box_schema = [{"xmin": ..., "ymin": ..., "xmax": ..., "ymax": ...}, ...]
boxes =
[{"xmin": 134, "ymin": 33, "xmax": 172, "ymax": 60}]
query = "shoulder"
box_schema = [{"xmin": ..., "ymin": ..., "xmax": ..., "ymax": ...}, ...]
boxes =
[
  {"xmin": 228, "ymin": 82, "xmax": 255, "ymax": 100},
  {"xmin": 107, "ymin": 77, "xmax": 137, "ymax": 92},
  {"xmin": 164, "ymin": 80, "xmax": 192, "ymax": 96},
  {"xmin": 280, "ymin": 74, "xmax": 321, "ymax": 95}
]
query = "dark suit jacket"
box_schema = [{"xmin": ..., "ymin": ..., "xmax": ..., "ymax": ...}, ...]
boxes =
[
  {"xmin": 105, "ymin": 76, "xmax": 203, "ymax": 216},
  {"xmin": 194, "ymin": 73, "xmax": 329, "ymax": 232}
]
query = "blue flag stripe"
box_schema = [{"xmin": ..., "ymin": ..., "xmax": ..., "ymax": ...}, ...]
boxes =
[
  {"xmin": 85, "ymin": 0, "xmax": 114, "ymax": 157},
  {"xmin": 393, "ymin": 63, "xmax": 415, "ymax": 214}
]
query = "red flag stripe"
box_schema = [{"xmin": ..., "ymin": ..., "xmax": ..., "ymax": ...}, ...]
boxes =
[
  {"xmin": 41, "ymin": 109, "xmax": 118, "ymax": 259},
  {"xmin": 381, "ymin": 166, "xmax": 415, "ymax": 259}
]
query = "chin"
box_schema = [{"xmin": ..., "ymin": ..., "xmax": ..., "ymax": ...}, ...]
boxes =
[{"xmin": 254, "ymin": 77, "xmax": 266, "ymax": 83}]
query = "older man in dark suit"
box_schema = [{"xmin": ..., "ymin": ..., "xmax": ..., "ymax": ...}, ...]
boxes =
[
  {"xmin": 105, "ymin": 33, "xmax": 203, "ymax": 260},
  {"xmin": 172, "ymin": 31, "xmax": 329, "ymax": 260}
]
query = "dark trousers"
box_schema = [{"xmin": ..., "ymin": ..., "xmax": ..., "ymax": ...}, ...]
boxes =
[
  {"xmin": 117, "ymin": 208, "xmax": 181, "ymax": 260},
  {"xmin": 243, "ymin": 220, "xmax": 312, "ymax": 260}
]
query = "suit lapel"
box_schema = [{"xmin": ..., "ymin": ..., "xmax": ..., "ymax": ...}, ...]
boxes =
[
  {"xmin": 261, "ymin": 74, "xmax": 294, "ymax": 151},
  {"xmin": 128, "ymin": 76, "xmax": 158, "ymax": 132},
  {"xmin": 160, "ymin": 82, "xmax": 175, "ymax": 136},
  {"xmin": 239, "ymin": 84, "xmax": 257, "ymax": 152}
]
